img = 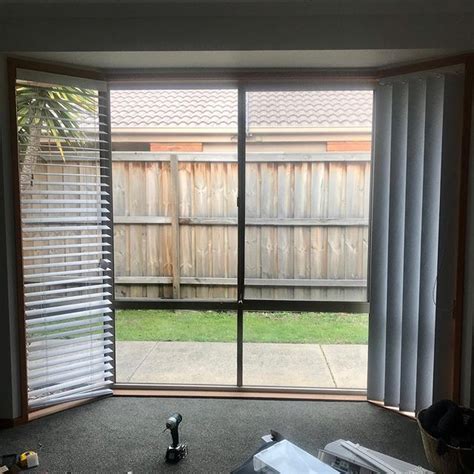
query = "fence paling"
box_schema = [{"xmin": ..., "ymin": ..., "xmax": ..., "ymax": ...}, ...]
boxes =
[
  {"xmin": 114, "ymin": 216, "xmax": 369, "ymax": 226},
  {"xmin": 112, "ymin": 152, "xmax": 371, "ymax": 163},
  {"xmin": 170, "ymin": 155, "xmax": 181, "ymax": 299},
  {"xmin": 115, "ymin": 276, "xmax": 367, "ymax": 287},
  {"xmin": 111, "ymin": 152, "xmax": 371, "ymax": 300},
  {"xmin": 22, "ymin": 155, "xmax": 370, "ymax": 301}
]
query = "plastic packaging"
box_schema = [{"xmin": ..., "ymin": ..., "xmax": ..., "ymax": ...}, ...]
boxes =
[{"xmin": 253, "ymin": 439, "xmax": 337, "ymax": 473}]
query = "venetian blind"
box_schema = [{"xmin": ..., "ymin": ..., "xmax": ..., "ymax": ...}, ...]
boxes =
[{"xmin": 16, "ymin": 69, "xmax": 114, "ymax": 409}]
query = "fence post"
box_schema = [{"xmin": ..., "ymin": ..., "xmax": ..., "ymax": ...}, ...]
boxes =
[{"xmin": 170, "ymin": 154, "xmax": 181, "ymax": 299}]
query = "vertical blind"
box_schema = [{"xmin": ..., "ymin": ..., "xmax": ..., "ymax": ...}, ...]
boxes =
[
  {"xmin": 16, "ymin": 69, "xmax": 114, "ymax": 409},
  {"xmin": 368, "ymin": 68, "xmax": 464, "ymax": 413}
]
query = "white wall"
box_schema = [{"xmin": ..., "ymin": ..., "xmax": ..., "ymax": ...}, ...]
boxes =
[
  {"xmin": 461, "ymin": 93, "xmax": 474, "ymax": 407},
  {"xmin": 1, "ymin": 2, "xmax": 474, "ymax": 52},
  {"xmin": 0, "ymin": 54, "xmax": 21, "ymax": 420}
]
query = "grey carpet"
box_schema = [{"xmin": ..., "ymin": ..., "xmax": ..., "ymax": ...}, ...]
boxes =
[{"xmin": 0, "ymin": 397, "xmax": 429, "ymax": 473}]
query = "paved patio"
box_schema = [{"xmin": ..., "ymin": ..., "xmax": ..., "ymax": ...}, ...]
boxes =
[{"xmin": 116, "ymin": 342, "xmax": 367, "ymax": 389}]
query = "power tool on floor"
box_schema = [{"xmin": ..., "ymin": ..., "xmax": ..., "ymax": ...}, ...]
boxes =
[{"xmin": 164, "ymin": 413, "xmax": 188, "ymax": 463}]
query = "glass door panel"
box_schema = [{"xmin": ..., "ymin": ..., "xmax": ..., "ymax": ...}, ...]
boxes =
[
  {"xmin": 244, "ymin": 90, "xmax": 373, "ymax": 302},
  {"xmin": 111, "ymin": 89, "xmax": 238, "ymax": 301}
]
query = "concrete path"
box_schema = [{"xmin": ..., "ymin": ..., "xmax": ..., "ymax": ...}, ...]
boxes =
[{"xmin": 116, "ymin": 341, "xmax": 367, "ymax": 389}]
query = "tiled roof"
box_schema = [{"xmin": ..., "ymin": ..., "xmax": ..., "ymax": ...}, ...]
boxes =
[
  {"xmin": 111, "ymin": 89, "xmax": 373, "ymax": 129},
  {"xmin": 248, "ymin": 91, "xmax": 373, "ymax": 128}
]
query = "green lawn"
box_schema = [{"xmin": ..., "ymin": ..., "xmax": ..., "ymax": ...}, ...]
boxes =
[{"xmin": 116, "ymin": 310, "xmax": 368, "ymax": 344}]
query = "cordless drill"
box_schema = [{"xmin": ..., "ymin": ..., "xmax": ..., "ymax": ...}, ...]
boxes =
[{"xmin": 164, "ymin": 413, "xmax": 188, "ymax": 463}]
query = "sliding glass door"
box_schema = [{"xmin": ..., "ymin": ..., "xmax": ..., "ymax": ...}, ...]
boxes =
[
  {"xmin": 111, "ymin": 88, "xmax": 238, "ymax": 385},
  {"xmin": 243, "ymin": 89, "xmax": 373, "ymax": 389},
  {"xmin": 110, "ymin": 85, "xmax": 372, "ymax": 389}
]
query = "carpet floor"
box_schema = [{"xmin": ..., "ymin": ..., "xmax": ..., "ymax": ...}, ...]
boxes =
[{"xmin": 0, "ymin": 397, "xmax": 429, "ymax": 473}]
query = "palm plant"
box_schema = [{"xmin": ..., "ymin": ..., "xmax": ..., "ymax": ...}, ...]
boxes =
[{"xmin": 16, "ymin": 84, "xmax": 98, "ymax": 190}]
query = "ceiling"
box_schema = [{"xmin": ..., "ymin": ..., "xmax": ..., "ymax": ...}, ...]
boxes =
[
  {"xmin": 12, "ymin": 50, "xmax": 460, "ymax": 70},
  {"xmin": 2, "ymin": 1, "xmax": 472, "ymax": 65}
]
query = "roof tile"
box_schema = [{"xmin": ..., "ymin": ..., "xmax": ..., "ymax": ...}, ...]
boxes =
[{"xmin": 111, "ymin": 89, "xmax": 372, "ymax": 129}]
